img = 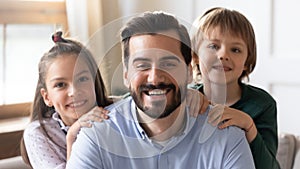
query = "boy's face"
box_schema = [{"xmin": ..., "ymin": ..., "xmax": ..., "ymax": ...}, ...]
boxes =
[
  {"xmin": 198, "ymin": 26, "xmax": 248, "ymax": 85},
  {"xmin": 124, "ymin": 30, "xmax": 192, "ymax": 120},
  {"xmin": 41, "ymin": 55, "xmax": 96, "ymax": 126}
]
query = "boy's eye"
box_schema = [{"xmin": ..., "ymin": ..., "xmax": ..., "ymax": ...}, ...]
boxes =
[{"xmin": 208, "ymin": 44, "xmax": 218, "ymax": 50}]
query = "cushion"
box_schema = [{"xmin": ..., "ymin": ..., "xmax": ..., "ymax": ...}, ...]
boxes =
[
  {"xmin": 276, "ymin": 133, "xmax": 296, "ymax": 169},
  {"xmin": 0, "ymin": 156, "xmax": 30, "ymax": 169},
  {"xmin": 292, "ymin": 136, "xmax": 300, "ymax": 169}
]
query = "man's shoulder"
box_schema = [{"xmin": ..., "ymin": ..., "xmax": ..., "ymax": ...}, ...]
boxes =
[
  {"xmin": 84, "ymin": 96, "xmax": 135, "ymax": 136},
  {"xmin": 105, "ymin": 96, "xmax": 133, "ymax": 112},
  {"xmin": 194, "ymin": 113, "xmax": 246, "ymax": 145}
]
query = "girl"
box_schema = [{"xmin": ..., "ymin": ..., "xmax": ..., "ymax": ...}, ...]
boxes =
[
  {"xmin": 21, "ymin": 31, "xmax": 112, "ymax": 169},
  {"xmin": 21, "ymin": 31, "xmax": 208, "ymax": 169},
  {"xmin": 190, "ymin": 7, "xmax": 280, "ymax": 169}
]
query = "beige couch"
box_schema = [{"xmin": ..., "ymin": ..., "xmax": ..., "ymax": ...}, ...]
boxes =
[{"xmin": 277, "ymin": 133, "xmax": 300, "ymax": 169}]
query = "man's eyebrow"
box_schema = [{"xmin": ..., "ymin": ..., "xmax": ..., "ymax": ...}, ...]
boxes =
[
  {"xmin": 132, "ymin": 57, "xmax": 151, "ymax": 63},
  {"xmin": 131, "ymin": 55, "xmax": 181, "ymax": 63},
  {"xmin": 160, "ymin": 55, "xmax": 181, "ymax": 62}
]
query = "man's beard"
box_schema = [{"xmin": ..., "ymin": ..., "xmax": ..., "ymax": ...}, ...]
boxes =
[{"xmin": 130, "ymin": 82, "xmax": 187, "ymax": 119}]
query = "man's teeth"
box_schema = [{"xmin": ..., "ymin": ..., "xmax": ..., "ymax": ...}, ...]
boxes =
[{"xmin": 148, "ymin": 89, "xmax": 166, "ymax": 95}]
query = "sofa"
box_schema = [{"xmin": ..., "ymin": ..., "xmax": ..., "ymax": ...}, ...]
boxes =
[{"xmin": 276, "ymin": 133, "xmax": 300, "ymax": 169}]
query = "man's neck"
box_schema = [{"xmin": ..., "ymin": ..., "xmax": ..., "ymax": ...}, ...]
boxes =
[{"xmin": 137, "ymin": 103, "xmax": 186, "ymax": 142}]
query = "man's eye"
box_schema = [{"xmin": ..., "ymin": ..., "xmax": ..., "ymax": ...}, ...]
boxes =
[
  {"xmin": 161, "ymin": 62, "xmax": 177, "ymax": 68},
  {"xmin": 135, "ymin": 63, "xmax": 151, "ymax": 70}
]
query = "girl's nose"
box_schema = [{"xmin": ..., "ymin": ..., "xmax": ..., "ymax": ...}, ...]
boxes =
[{"xmin": 68, "ymin": 84, "xmax": 78, "ymax": 97}]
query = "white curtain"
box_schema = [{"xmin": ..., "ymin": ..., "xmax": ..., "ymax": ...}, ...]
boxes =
[
  {"xmin": 65, "ymin": 0, "xmax": 89, "ymax": 42},
  {"xmin": 65, "ymin": 0, "xmax": 126, "ymax": 95}
]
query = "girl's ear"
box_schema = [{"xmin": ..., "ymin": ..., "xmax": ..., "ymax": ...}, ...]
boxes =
[
  {"xmin": 244, "ymin": 65, "xmax": 248, "ymax": 71},
  {"xmin": 40, "ymin": 88, "xmax": 52, "ymax": 107}
]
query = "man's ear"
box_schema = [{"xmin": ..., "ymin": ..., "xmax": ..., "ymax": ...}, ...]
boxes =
[
  {"xmin": 187, "ymin": 64, "xmax": 193, "ymax": 84},
  {"xmin": 123, "ymin": 67, "xmax": 130, "ymax": 88},
  {"xmin": 40, "ymin": 88, "xmax": 52, "ymax": 107}
]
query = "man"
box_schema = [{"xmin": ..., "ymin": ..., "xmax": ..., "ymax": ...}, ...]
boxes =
[{"xmin": 66, "ymin": 11, "xmax": 255, "ymax": 169}]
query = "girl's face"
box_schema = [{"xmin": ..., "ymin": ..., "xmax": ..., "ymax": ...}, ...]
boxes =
[
  {"xmin": 41, "ymin": 54, "xmax": 96, "ymax": 126},
  {"xmin": 198, "ymin": 26, "xmax": 248, "ymax": 86}
]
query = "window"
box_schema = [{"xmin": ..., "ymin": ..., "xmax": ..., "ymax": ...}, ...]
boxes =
[{"xmin": 0, "ymin": 0, "xmax": 68, "ymax": 105}]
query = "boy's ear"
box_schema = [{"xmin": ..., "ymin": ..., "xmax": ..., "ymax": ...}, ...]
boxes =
[
  {"xmin": 187, "ymin": 64, "xmax": 193, "ymax": 84},
  {"xmin": 192, "ymin": 52, "xmax": 200, "ymax": 64},
  {"xmin": 40, "ymin": 88, "xmax": 52, "ymax": 107}
]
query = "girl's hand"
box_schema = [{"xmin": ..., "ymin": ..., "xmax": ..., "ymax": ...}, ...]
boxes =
[
  {"xmin": 186, "ymin": 88, "xmax": 210, "ymax": 117},
  {"xmin": 208, "ymin": 104, "xmax": 257, "ymax": 142},
  {"xmin": 66, "ymin": 106, "xmax": 109, "ymax": 160},
  {"xmin": 75, "ymin": 106, "xmax": 109, "ymax": 128},
  {"xmin": 68, "ymin": 107, "xmax": 109, "ymax": 138}
]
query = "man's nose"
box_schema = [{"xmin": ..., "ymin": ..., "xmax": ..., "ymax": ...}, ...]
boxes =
[{"xmin": 147, "ymin": 67, "xmax": 166, "ymax": 85}]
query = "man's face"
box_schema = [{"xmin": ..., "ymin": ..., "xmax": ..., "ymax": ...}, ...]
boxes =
[{"xmin": 123, "ymin": 30, "xmax": 192, "ymax": 119}]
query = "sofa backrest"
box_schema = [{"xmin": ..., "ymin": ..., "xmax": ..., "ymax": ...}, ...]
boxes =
[
  {"xmin": 276, "ymin": 133, "xmax": 300, "ymax": 169},
  {"xmin": 292, "ymin": 135, "xmax": 300, "ymax": 169}
]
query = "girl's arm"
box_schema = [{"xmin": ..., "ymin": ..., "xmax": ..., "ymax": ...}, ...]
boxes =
[
  {"xmin": 66, "ymin": 107, "xmax": 109, "ymax": 160},
  {"xmin": 23, "ymin": 122, "xmax": 66, "ymax": 169}
]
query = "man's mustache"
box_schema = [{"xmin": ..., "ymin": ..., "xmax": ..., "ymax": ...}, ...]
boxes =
[{"xmin": 139, "ymin": 83, "xmax": 176, "ymax": 91}]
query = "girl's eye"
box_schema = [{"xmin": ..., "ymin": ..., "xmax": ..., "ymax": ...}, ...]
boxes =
[
  {"xmin": 232, "ymin": 48, "xmax": 241, "ymax": 53},
  {"xmin": 54, "ymin": 82, "xmax": 66, "ymax": 88},
  {"xmin": 78, "ymin": 76, "xmax": 89, "ymax": 82}
]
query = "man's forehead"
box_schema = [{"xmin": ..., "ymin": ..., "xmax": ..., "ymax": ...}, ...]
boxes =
[
  {"xmin": 128, "ymin": 30, "xmax": 183, "ymax": 59},
  {"xmin": 130, "ymin": 30, "xmax": 180, "ymax": 43}
]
